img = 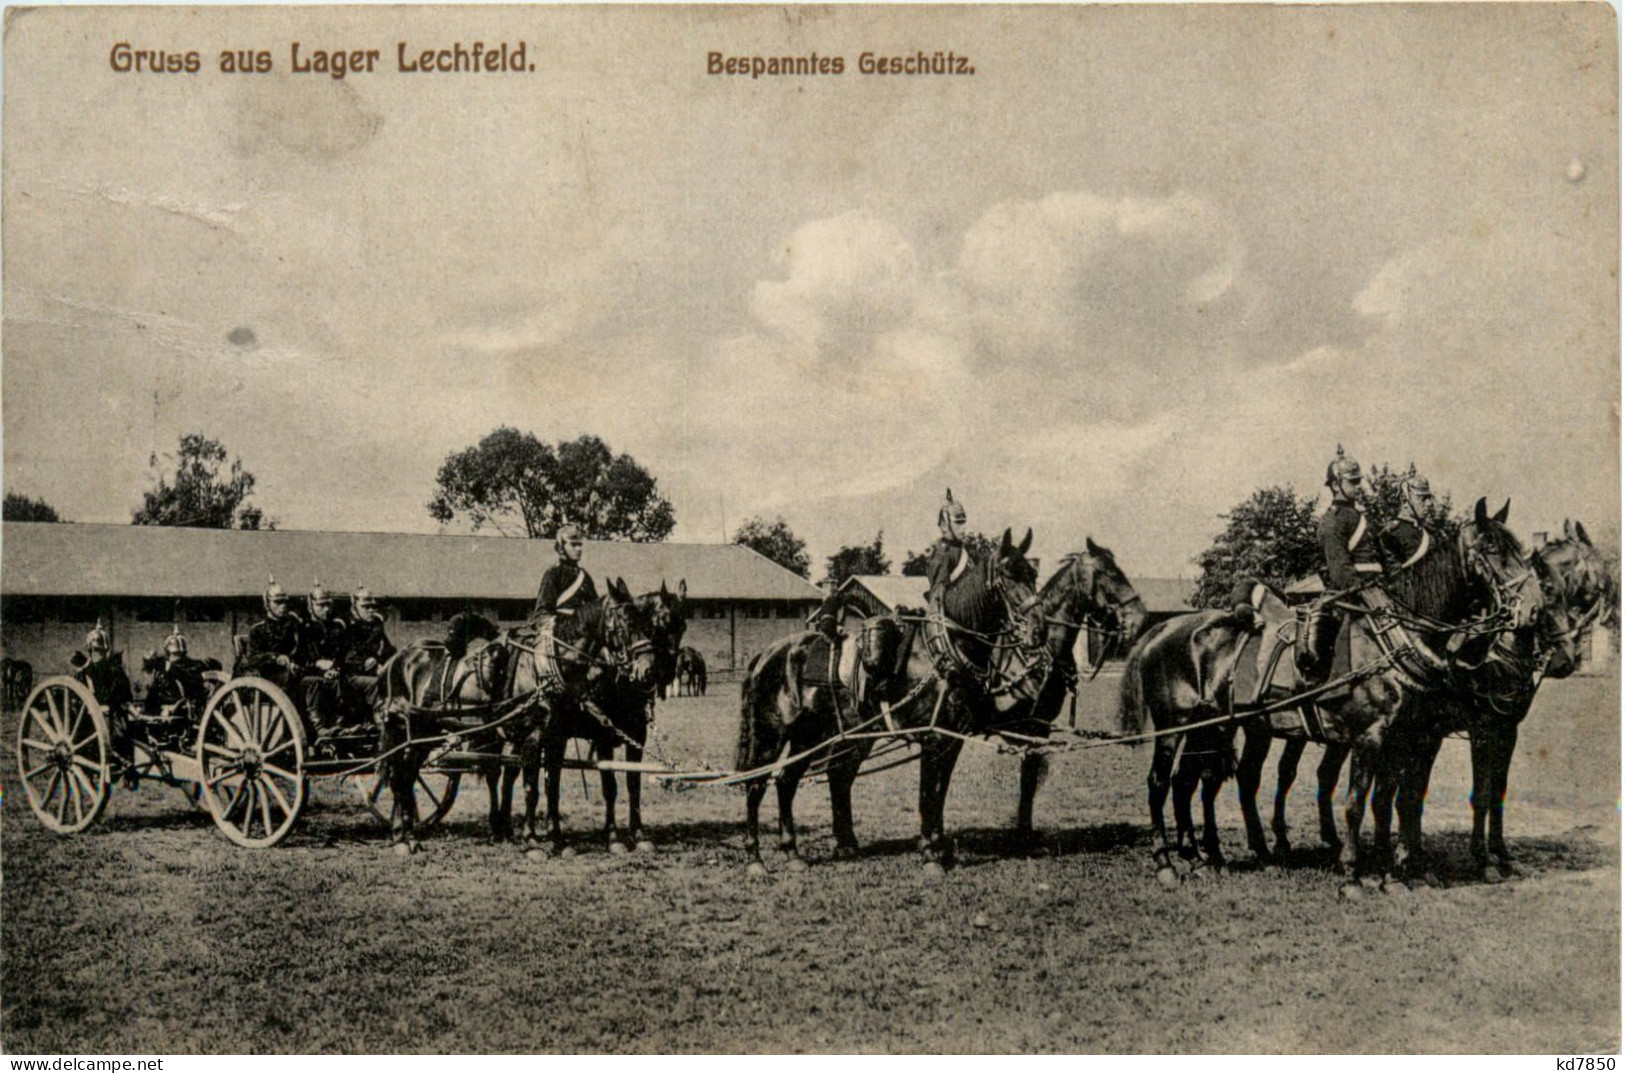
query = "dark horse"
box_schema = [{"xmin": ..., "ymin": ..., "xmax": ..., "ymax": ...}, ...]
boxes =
[
  {"xmin": 735, "ymin": 530, "xmax": 1143, "ymax": 873},
  {"xmin": 1265, "ymin": 516, "xmax": 1612, "ymax": 883},
  {"xmin": 377, "ymin": 582, "xmax": 659, "ymax": 851},
  {"xmin": 676, "ymin": 646, "xmax": 708, "ymax": 697},
  {"xmin": 526, "ymin": 580, "xmax": 687, "ymax": 857},
  {"xmin": 1120, "ymin": 497, "xmax": 1538, "ymax": 887}
]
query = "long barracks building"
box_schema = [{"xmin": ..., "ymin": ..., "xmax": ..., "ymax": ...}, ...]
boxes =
[{"xmin": 0, "ymin": 522, "xmax": 823, "ymax": 678}]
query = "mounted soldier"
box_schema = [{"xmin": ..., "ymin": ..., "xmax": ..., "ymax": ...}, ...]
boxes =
[
  {"xmin": 530, "ymin": 524, "xmax": 600, "ymax": 629},
  {"xmin": 142, "ymin": 626, "xmax": 210, "ymax": 718},
  {"xmin": 300, "ymin": 580, "xmax": 351, "ymax": 735},
  {"xmin": 238, "ymin": 578, "xmax": 306, "ymax": 694},
  {"xmin": 1379, "ymin": 473, "xmax": 1436, "ymax": 572},
  {"xmin": 925, "ymin": 488, "xmax": 970, "ymax": 609},
  {"xmin": 1298, "ymin": 446, "xmax": 1385, "ymax": 682}
]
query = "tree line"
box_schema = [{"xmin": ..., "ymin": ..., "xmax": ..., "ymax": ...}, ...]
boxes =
[{"xmin": 5, "ymin": 432, "xmax": 1599, "ymax": 605}]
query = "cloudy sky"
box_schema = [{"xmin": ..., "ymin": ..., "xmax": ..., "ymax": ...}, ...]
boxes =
[{"xmin": 4, "ymin": 5, "xmax": 1617, "ymax": 579}]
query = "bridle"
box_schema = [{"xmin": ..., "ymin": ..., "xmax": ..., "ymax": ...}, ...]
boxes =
[{"xmin": 1030, "ymin": 554, "xmax": 1142, "ymax": 682}]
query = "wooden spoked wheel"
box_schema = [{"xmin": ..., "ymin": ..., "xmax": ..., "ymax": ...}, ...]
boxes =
[
  {"xmin": 15, "ymin": 676, "xmax": 111, "ymax": 834},
  {"xmin": 363, "ymin": 771, "xmax": 461, "ymax": 831},
  {"xmin": 195, "ymin": 678, "xmax": 305, "ymax": 848}
]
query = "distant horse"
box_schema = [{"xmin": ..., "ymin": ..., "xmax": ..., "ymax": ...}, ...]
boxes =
[
  {"xmin": 734, "ymin": 612, "xmax": 915, "ymax": 872},
  {"xmin": 1120, "ymin": 497, "xmax": 1537, "ymax": 886},
  {"xmin": 527, "ymin": 580, "xmax": 688, "ymax": 856},
  {"xmin": 2, "ymin": 657, "xmax": 34, "ymax": 711},
  {"xmin": 676, "ymin": 646, "xmax": 708, "ymax": 697}
]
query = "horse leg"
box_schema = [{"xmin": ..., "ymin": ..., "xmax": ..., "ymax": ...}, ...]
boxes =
[
  {"xmin": 1316, "ymin": 742, "xmax": 1349, "ymax": 850},
  {"xmin": 1016, "ymin": 750, "xmax": 1045, "ymax": 838},
  {"xmin": 626, "ymin": 742, "xmax": 652, "ymax": 852},
  {"xmin": 1272, "ymin": 737, "xmax": 1306, "ymax": 859},
  {"xmin": 827, "ymin": 740, "xmax": 867, "ymax": 860},
  {"xmin": 1395, "ymin": 732, "xmax": 1445, "ymax": 885},
  {"xmin": 1486, "ymin": 724, "xmax": 1519, "ymax": 874},
  {"xmin": 544, "ymin": 738, "xmax": 568, "ymax": 857},
  {"xmin": 1171, "ymin": 758, "xmax": 1201, "ymax": 870},
  {"xmin": 519, "ymin": 734, "xmax": 543, "ymax": 845},
  {"xmin": 776, "ymin": 756, "xmax": 813, "ymax": 871},
  {"xmin": 1371, "ymin": 752, "xmax": 1399, "ymax": 882},
  {"xmin": 918, "ymin": 732, "xmax": 965, "ymax": 874},
  {"xmin": 382, "ymin": 714, "xmax": 420, "ymax": 854},
  {"xmin": 1199, "ymin": 759, "xmax": 1227, "ymax": 874},
  {"xmin": 1235, "ymin": 723, "xmax": 1273, "ymax": 864},
  {"xmin": 599, "ymin": 738, "xmax": 626, "ymax": 854},
  {"xmin": 1340, "ymin": 743, "xmax": 1379, "ymax": 882},
  {"xmin": 1148, "ymin": 740, "xmax": 1177, "ymax": 886},
  {"xmin": 744, "ymin": 777, "xmax": 770, "ymax": 875}
]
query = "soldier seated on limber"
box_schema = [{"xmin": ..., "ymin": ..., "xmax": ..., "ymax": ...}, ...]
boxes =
[
  {"xmin": 925, "ymin": 488, "xmax": 969, "ymax": 611},
  {"xmin": 1297, "ymin": 445, "xmax": 1386, "ymax": 683},
  {"xmin": 142, "ymin": 627, "xmax": 211, "ymax": 720},
  {"xmin": 72, "ymin": 622, "xmax": 133, "ymax": 750},
  {"xmin": 341, "ymin": 586, "xmax": 395, "ymax": 714},
  {"xmin": 299, "ymin": 580, "xmax": 352, "ymax": 736},
  {"xmin": 239, "ymin": 578, "xmax": 306, "ymax": 695}
]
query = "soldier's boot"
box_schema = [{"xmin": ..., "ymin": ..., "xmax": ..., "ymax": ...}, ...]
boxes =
[{"xmin": 1296, "ymin": 608, "xmax": 1336, "ymax": 683}]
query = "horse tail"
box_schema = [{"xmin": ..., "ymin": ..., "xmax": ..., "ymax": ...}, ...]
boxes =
[
  {"xmin": 735, "ymin": 652, "xmax": 765, "ymax": 772},
  {"xmin": 1117, "ymin": 635, "xmax": 1150, "ymax": 738}
]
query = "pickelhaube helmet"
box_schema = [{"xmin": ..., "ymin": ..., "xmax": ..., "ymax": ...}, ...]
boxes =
[
  {"xmin": 309, "ymin": 579, "xmax": 332, "ymax": 608},
  {"xmin": 84, "ymin": 620, "xmax": 109, "ymax": 654},
  {"xmin": 938, "ymin": 488, "xmax": 967, "ymax": 531},
  {"xmin": 353, "ymin": 586, "xmax": 378, "ymax": 618},
  {"xmin": 555, "ymin": 523, "xmax": 584, "ymax": 555},
  {"xmin": 163, "ymin": 626, "xmax": 188, "ymax": 657},
  {"xmin": 1325, "ymin": 445, "xmax": 1362, "ymax": 488},
  {"xmin": 264, "ymin": 576, "xmax": 289, "ymax": 614},
  {"xmin": 1403, "ymin": 474, "xmax": 1433, "ymax": 498}
]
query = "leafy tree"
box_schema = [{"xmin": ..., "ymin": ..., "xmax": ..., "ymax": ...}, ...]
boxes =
[
  {"xmin": 1191, "ymin": 485, "xmax": 1321, "ymax": 609},
  {"xmin": 733, "ymin": 515, "xmax": 810, "ymax": 579},
  {"xmin": 133, "ymin": 433, "xmax": 265, "ymax": 529},
  {"xmin": 3, "ymin": 493, "xmax": 61, "ymax": 522},
  {"xmin": 901, "ymin": 531, "xmax": 996, "ymax": 576},
  {"xmin": 428, "ymin": 428, "xmax": 675, "ymax": 541},
  {"xmin": 823, "ymin": 531, "xmax": 890, "ymax": 589}
]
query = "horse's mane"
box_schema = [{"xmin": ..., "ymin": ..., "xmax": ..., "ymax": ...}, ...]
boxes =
[
  {"xmin": 1383, "ymin": 527, "xmax": 1475, "ymax": 622},
  {"xmin": 444, "ymin": 612, "xmax": 500, "ymax": 659},
  {"xmin": 940, "ymin": 546, "xmax": 1008, "ymax": 633}
]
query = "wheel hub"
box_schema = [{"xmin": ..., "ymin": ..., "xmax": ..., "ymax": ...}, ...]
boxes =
[
  {"xmin": 52, "ymin": 741, "xmax": 72, "ymax": 771},
  {"xmin": 240, "ymin": 746, "xmax": 262, "ymax": 779}
]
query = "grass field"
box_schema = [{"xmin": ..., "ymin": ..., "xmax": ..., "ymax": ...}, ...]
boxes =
[{"xmin": 2, "ymin": 674, "xmax": 1618, "ymax": 1053}]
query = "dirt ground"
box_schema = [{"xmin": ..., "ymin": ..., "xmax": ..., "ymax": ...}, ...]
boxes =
[{"xmin": 2, "ymin": 674, "xmax": 1617, "ymax": 1054}]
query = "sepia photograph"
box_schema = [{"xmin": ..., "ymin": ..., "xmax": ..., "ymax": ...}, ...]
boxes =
[{"xmin": 0, "ymin": 3, "xmax": 1619, "ymax": 1055}]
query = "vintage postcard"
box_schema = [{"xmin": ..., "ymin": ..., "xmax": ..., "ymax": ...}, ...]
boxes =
[{"xmin": 1, "ymin": 3, "xmax": 1618, "ymax": 1056}]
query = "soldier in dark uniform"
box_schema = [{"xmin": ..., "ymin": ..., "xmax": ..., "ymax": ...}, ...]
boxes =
[
  {"xmin": 1379, "ymin": 474, "xmax": 1436, "ymax": 571},
  {"xmin": 239, "ymin": 579, "xmax": 306, "ymax": 694},
  {"xmin": 73, "ymin": 623, "xmax": 133, "ymax": 752},
  {"xmin": 1299, "ymin": 446, "xmax": 1384, "ymax": 680},
  {"xmin": 142, "ymin": 628, "xmax": 211, "ymax": 718},
  {"xmin": 807, "ymin": 591, "xmax": 846, "ymax": 641},
  {"xmin": 342, "ymin": 586, "xmax": 395, "ymax": 714},
  {"xmin": 299, "ymin": 581, "xmax": 350, "ymax": 735},
  {"xmin": 925, "ymin": 488, "xmax": 970, "ymax": 606},
  {"xmin": 530, "ymin": 524, "xmax": 600, "ymax": 626}
]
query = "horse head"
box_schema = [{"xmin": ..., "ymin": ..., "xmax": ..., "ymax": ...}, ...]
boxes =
[
  {"xmin": 992, "ymin": 527, "xmax": 1043, "ymax": 645},
  {"xmin": 623, "ymin": 578, "xmax": 689, "ymax": 691},
  {"xmin": 1030, "ymin": 537, "xmax": 1149, "ymax": 666},
  {"xmin": 1531, "ymin": 519, "xmax": 1616, "ymax": 679},
  {"xmin": 1460, "ymin": 497, "xmax": 1542, "ymax": 632}
]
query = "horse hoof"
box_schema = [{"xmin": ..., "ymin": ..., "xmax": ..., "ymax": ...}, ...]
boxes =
[
  {"xmin": 1381, "ymin": 878, "xmax": 1411, "ymax": 896},
  {"xmin": 1481, "ymin": 866, "xmax": 1505, "ymax": 885},
  {"xmin": 922, "ymin": 861, "xmax": 946, "ymax": 880},
  {"xmin": 608, "ymin": 842, "xmax": 629, "ymax": 856},
  {"xmin": 1337, "ymin": 882, "xmax": 1363, "ymax": 901},
  {"xmin": 525, "ymin": 849, "xmax": 547, "ymax": 864},
  {"xmin": 746, "ymin": 860, "xmax": 768, "ymax": 878},
  {"xmin": 1155, "ymin": 867, "xmax": 1180, "ymax": 890},
  {"xmin": 785, "ymin": 856, "xmax": 809, "ymax": 873},
  {"xmin": 560, "ymin": 846, "xmax": 576, "ymax": 860},
  {"xmin": 392, "ymin": 841, "xmax": 413, "ymax": 858},
  {"xmin": 1359, "ymin": 874, "xmax": 1383, "ymax": 891},
  {"xmin": 634, "ymin": 840, "xmax": 656, "ymax": 854}
]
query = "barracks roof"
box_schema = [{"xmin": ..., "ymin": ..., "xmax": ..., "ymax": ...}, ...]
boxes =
[{"xmin": 0, "ymin": 523, "xmax": 824, "ymax": 603}]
